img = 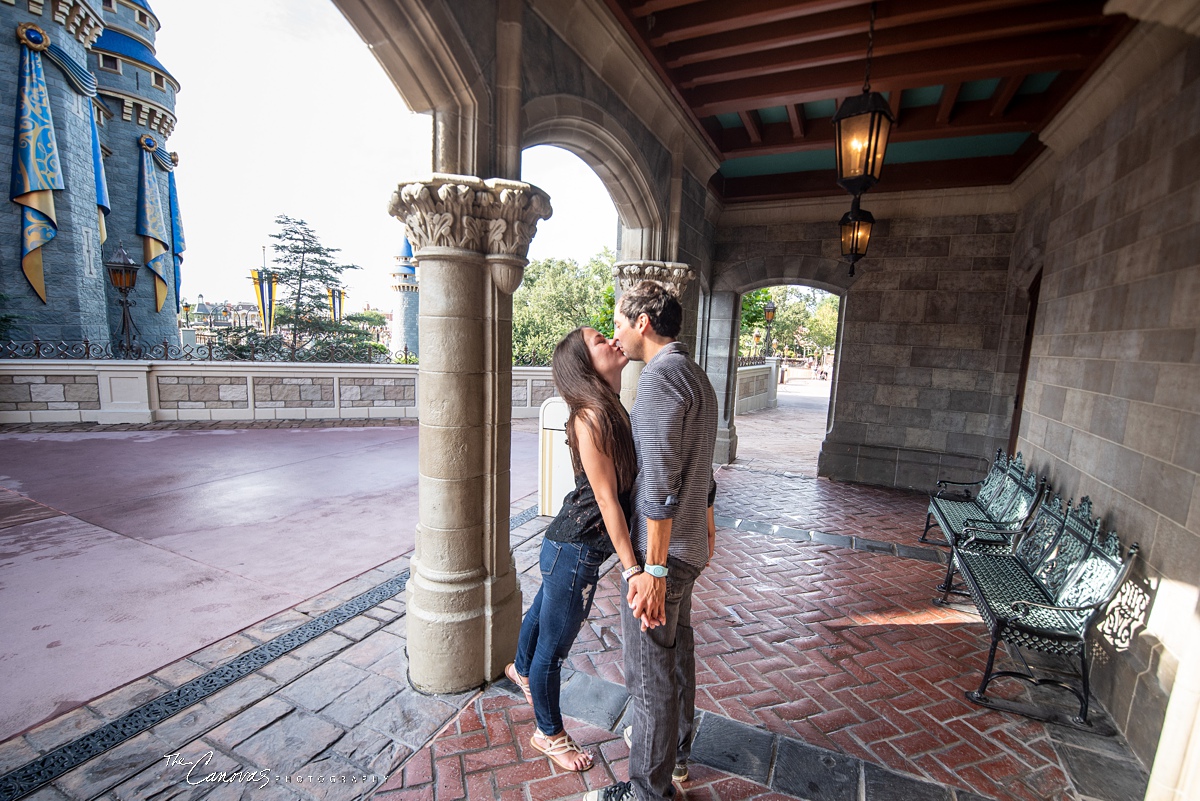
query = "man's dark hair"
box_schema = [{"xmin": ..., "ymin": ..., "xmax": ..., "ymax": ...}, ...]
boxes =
[{"xmin": 617, "ymin": 280, "xmax": 682, "ymax": 338}]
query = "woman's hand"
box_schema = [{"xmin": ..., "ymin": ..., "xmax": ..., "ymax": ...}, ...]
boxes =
[{"xmin": 627, "ymin": 572, "xmax": 666, "ymax": 630}]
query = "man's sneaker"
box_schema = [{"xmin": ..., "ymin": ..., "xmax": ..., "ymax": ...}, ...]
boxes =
[
  {"xmin": 620, "ymin": 727, "xmax": 689, "ymax": 783},
  {"xmin": 583, "ymin": 781, "xmax": 635, "ymax": 801}
]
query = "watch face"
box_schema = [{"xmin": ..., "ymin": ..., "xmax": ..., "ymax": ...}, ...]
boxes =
[{"xmin": 646, "ymin": 565, "xmax": 668, "ymax": 577}]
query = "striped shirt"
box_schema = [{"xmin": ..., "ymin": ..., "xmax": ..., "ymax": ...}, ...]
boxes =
[{"xmin": 630, "ymin": 341, "xmax": 718, "ymax": 569}]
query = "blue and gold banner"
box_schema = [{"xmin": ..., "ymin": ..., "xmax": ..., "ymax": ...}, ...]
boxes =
[
  {"xmin": 10, "ymin": 23, "xmax": 63, "ymax": 303},
  {"xmin": 251, "ymin": 270, "xmax": 277, "ymax": 333},
  {"xmin": 89, "ymin": 110, "xmax": 109, "ymax": 243},
  {"xmin": 168, "ymin": 167, "xmax": 185, "ymax": 313},
  {"xmin": 136, "ymin": 133, "xmax": 171, "ymax": 311},
  {"xmin": 328, "ymin": 288, "xmax": 345, "ymax": 323}
]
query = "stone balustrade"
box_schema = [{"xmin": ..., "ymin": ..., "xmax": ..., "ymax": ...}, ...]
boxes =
[{"xmin": 0, "ymin": 360, "xmax": 775, "ymax": 425}]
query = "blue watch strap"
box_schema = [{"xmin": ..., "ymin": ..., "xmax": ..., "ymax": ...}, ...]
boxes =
[{"xmin": 645, "ymin": 564, "xmax": 668, "ymax": 578}]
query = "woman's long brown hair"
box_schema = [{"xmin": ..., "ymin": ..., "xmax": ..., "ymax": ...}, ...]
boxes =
[{"xmin": 551, "ymin": 328, "xmax": 637, "ymax": 492}]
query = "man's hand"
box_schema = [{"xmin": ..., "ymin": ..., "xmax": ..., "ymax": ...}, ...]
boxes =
[{"xmin": 627, "ymin": 572, "xmax": 666, "ymax": 631}]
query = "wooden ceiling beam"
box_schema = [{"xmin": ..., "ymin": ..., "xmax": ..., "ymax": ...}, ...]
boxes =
[
  {"xmin": 688, "ymin": 30, "xmax": 1103, "ymax": 116},
  {"xmin": 739, "ymin": 110, "xmax": 764, "ymax": 143},
  {"xmin": 989, "ymin": 75, "xmax": 1023, "ymax": 117},
  {"xmin": 786, "ymin": 103, "xmax": 807, "ymax": 139},
  {"xmin": 647, "ymin": 0, "xmax": 865, "ymax": 46},
  {"xmin": 630, "ymin": 0, "xmax": 705, "ymax": 17},
  {"xmin": 715, "ymin": 96, "xmax": 1041, "ymax": 157},
  {"xmin": 674, "ymin": 2, "xmax": 1109, "ymax": 88},
  {"xmin": 661, "ymin": 0, "xmax": 1048, "ymax": 64},
  {"xmin": 937, "ymin": 82, "xmax": 961, "ymax": 125},
  {"xmin": 719, "ymin": 149, "xmax": 1040, "ymax": 201}
]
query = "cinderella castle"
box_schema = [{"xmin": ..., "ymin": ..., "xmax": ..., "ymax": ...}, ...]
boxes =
[{"xmin": 0, "ymin": 0, "xmax": 184, "ymax": 347}]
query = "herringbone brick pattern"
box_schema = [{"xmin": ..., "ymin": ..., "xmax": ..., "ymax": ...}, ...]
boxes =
[
  {"xmin": 372, "ymin": 690, "xmax": 798, "ymax": 801},
  {"xmin": 566, "ymin": 530, "xmax": 1075, "ymax": 801},
  {"xmin": 713, "ymin": 467, "xmax": 931, "ymax": 546}
]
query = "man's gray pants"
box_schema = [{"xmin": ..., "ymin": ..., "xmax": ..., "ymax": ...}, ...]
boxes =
[{"xmin": 621, "ymin": 557, "xmax": 703, "ymax": 801}]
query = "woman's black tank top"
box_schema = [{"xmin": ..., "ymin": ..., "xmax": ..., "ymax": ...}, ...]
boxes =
[{"xmin": 543, "ymin": 470, "xmax": 632, "ymax": 555}]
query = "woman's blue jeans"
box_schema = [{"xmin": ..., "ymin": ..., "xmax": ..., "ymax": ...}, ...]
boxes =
[{"xmin": 513, "ymin": 539, "xmax": 605, "ymax": 735}]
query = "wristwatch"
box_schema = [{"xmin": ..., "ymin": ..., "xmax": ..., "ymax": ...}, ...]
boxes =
[{"xmin": 644, "ymin": 564, "xmax": 669, "ymax": 578}]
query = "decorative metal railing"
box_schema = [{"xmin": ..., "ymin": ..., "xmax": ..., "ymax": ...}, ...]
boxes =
[
  {"xmin": 736, "ymin": 356, "xmax": 766, "ymax": 367},
  {"xmin": 0, "ymin": 339, "xmax": 419, "ymax": 364},
  {"xmin": 0, "ymin": 340, "xmax": 561, "ymax": 366}
]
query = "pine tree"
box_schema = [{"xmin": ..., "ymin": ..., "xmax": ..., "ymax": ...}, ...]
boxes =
[{"xmin": 268, "ymin": 215, "xmax": 360, "ymax": 349}]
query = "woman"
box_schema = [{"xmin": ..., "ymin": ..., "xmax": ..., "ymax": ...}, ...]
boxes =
[{"xmin": 506, "ymin": 327, "xmax": 641, "ymax": 772}]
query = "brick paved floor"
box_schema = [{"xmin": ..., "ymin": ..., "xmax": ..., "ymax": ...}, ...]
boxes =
[{"xmin": 713, "ymin": 466, "xmax": 931, "ymax": 547}]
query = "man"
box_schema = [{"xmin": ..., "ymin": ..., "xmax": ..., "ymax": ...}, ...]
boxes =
[{"xmin": 585, "ymin": 281, "xmax": 718, "ymax": 801}]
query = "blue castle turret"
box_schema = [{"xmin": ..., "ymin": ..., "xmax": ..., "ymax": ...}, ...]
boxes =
[
  {"xmin": 391, "ymin": 236, "xmax": 418, "ymax": 356},
  {"xmin": 0, "ymin": 0, "xmax": 184, "ymax": 348}
]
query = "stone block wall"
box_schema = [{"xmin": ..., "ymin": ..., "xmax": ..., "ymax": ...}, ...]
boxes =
[
  {"xmin": 157, "ymin": 375, "xmax": 248, "ymax": 410},
  {"xmin": 338, "ymin": 377, "xmax": 413, "ymax": 408},
  {"xmin": 714, "ymin": 212, "xmax": 1022, "ymax": 488},
  {"xmin": 0, "ymin": 373, "xmax": 99, "ymax": 412},
  {"xmin": 1013, "ymin": 39, "xmax": 1200, "ymax": 766}
]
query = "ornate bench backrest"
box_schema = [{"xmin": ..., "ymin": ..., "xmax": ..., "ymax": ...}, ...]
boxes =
[
  {"xmin": 974, "ymin": 448, "xmax": 1010, "ymax": 507},
  {"xmin": 983, "ymin": 452, "xmax": 1026, "ymax": 518},
  {"xmin": 1056, "ymin": 530, "xmax": 1136, "ymax": 631},
  {"xmin": 1015, "ymin": 491, "xmax": 1068, "ymax": 572},
  {"xmin": 1031, "ymin": 497, "xmax": 1098, "ymax": 599}
]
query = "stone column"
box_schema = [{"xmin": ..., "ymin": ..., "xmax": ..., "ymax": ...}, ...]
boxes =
[
  {"xmin": 613, "ymin": 260, "xmax": 695, "ymax": 409},
  {"xmin": 389, "ymin": 174, "xmax": 551, "ymax": 693},
  {"xmin": 706, "ymin": 291, "xmax": 741, "ymax": 463},
  {"xmin": 765, "ymin": 356, "xmax": 780, "ymax": 409}
]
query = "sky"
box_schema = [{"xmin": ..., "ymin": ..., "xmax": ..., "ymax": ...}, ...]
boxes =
[{"xmin": 151, "ymin": 0, "xmax": 618, "ymax": 311}]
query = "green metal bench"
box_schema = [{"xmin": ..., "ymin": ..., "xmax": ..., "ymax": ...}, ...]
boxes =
[
  {"xmin": 942, "ymin": 496, "xmax": 1138, "ymax": 727},
  {"xmin": 922, "ymin": 450, "xmax": 1045, "ymax": 552}
]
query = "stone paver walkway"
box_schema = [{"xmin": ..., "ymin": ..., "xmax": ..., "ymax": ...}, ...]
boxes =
[{"xmin": 0, "ymin": 395, "xmax": 1151, "ymax": 801}]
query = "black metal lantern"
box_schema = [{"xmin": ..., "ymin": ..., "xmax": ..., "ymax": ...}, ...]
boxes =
[
  {"xmin": 832, "ymin": 2, "xmax": 893, "ymax": 196},
  {"xmin": 105, "ymin": 244, "xmax": 141, "ymax": 356},
  {"xmin": 840, "ymin": 195, "xmax": 875, "ymax": 277}
]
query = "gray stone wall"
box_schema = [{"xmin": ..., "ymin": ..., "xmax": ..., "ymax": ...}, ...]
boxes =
[
  {"xmin": 0, "ymin": 373, "xmax": 99, "ymax": 411},
  {"xmin": 1013, "ymin": 39, "xmax": 1200, "ymax": 766},
  {"xmin": 255, "ymin": 376, "xmax": 335, "ymax": 409},
  {"xmin": 158, "ymin": 375, "xmax": 248, "ymax": 410},
  {"xmin": 338, "ymin": 377, "xmax": 414, "ymax": 408},
  {"xmin": 0, "ymin": 4, "xmax": 109, "ymax": 341},
  {"xmin": 520, "ymin": 11, "xmax": 672, "ymax": 212},
  {"xmin": 714, "ymin": 213, "xmax": 1022, "ymax": 488}
]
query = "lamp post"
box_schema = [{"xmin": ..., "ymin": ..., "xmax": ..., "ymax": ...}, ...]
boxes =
[
  {"xmin": 763, "ymin": 300, "xmax": 776, "ymax": 357},
  {"xmin": 180, "ymin": 299, "xmax": 191, "ymax": 327},
  {"xmin": 105, "ymin": 243, "xmax": 141, "ymax": 357},
  {"xmin": 753, "ymin": 332, "xmax": 761, "ymax": 356}
]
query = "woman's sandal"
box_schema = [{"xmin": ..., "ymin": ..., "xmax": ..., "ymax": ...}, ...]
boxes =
[
  {"xmin": 504, "ymin": 663, "xmax": 533, "ymax": 705},
  {"xmin": 531, "ymin": 729, "xmax": 593, "ymax": 772}
]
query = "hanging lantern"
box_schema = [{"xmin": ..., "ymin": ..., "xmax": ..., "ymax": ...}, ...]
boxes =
[
  {"xmin": 832, "ymin": 2, "xmax": 893, "ymax": 196},
  {"xmin": 840, "ymin": 196, "xmax": 874, "ymax": 277}
]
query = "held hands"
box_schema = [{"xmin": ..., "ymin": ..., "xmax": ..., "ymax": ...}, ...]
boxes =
[{"xmin": 626, "ymin": 572, "xmax": 666, "ymax": 631}]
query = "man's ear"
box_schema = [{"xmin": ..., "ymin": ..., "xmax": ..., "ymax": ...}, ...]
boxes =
[{"xmin": 635, "ymin": 313, "xmax": 651, "ymax": 334}]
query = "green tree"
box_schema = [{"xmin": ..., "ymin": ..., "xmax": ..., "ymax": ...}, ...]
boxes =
[
  {"xmin": 512, "ymin": 248, "xmax": 616, "ymax": 363},
  {"xmin": 808, "ymin": 294, "xmax": 840, "ymax": 353},
  {"xmin": 268, "ymin": 215, "xmax": 360, "ymax": 349}
]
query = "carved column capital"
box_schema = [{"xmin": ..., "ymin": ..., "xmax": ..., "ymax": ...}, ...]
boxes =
[
  {"xmin": 613, "ymin": 260, "xmax": 696, "ymax": 296},
  {"xmin": 389, "ymin": 174, "xmax": 489, "ymax": 252},
  {"xmin": 389, "ymin": 174, "xmax": 552, "ymax": 294}
]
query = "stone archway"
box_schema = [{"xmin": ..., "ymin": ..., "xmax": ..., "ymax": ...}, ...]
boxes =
[
  {"xmin": 522, "ymin": 95, "xmax": 666, "ymax": 261},
  {"xmin": 706, "ymin": 253, "xmax": 853, "ymax": 464}
]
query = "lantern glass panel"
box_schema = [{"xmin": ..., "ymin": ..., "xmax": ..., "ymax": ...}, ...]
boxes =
[{"xmin": 841, "ymin": 217, "xmax": 873, "ymax": 259}]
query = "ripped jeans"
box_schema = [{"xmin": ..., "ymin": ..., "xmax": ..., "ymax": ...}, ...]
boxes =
[{"xmin": 514, "ymin": 538, "xmax": 605, "ymax": 735}]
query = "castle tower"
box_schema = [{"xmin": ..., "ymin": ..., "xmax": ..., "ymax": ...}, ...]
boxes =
[
  {"xmin": 0, "ymin": 0, "xmax": 183, "ymax": 348},
  {"xmin": 0, "ymin": 1, "xmax": 106, "ymax": 340},
  {"xmin": 390, "ymin": 236, "xmax": 419, "ymax": 356},
  {"xmin": 90, "ymin": 0, "xmax": 182, "ymax": 347}
]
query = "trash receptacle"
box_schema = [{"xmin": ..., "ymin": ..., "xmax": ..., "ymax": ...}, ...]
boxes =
[{"xmin": 539, "ymin": 396, "xmax": 574, "ymax": 516}]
